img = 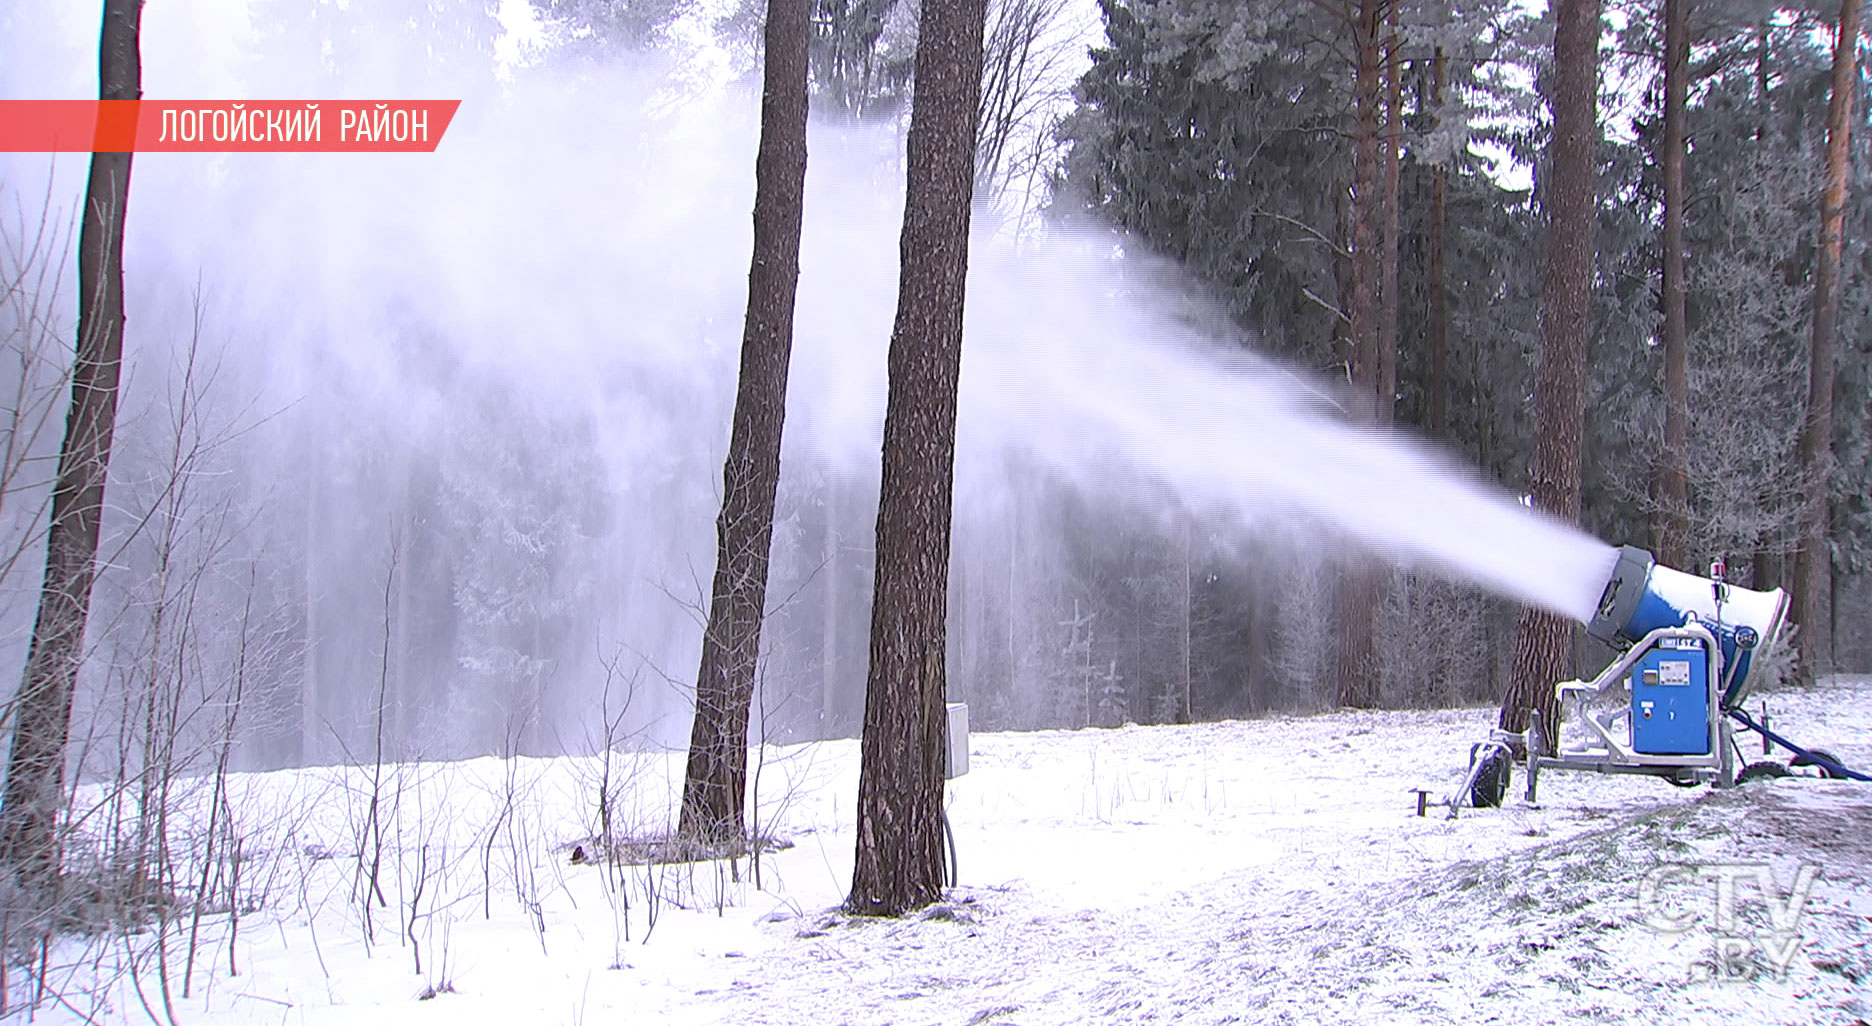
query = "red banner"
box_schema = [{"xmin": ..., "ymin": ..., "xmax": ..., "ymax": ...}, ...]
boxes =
[{"xmin": 0, "ymin": 100, "xmax": 461, "ymax": 153}]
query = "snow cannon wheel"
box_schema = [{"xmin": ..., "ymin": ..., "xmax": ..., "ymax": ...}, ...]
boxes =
[
  {"xmin": 1663, "ymin": 770, "xmax": 1702, "ymax": 788},
  {"xmin": 1736, "ymin": 761, "xmax": 1792, "ymax": 784},
  {"xmin": 1467, "ymin": 743, "xmax": 1512, "ymax": 808},
  {"xmin": 1790, "ymin": 748, "xmax": 1847, "ymax": 779}
]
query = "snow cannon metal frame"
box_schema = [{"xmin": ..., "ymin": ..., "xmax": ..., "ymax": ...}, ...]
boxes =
[{"xmin": 1448, "ymin": 546, "xmax": 1865, "ymax": 817}]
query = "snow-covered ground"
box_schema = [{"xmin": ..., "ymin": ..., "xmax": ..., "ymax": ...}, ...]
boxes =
[{"xmin": 31, "ymin": 678, "xmax": 1872, "ymax": 1025}]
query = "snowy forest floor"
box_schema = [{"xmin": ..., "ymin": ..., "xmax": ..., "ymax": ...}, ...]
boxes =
[{"xmin": 31, "ymin": 677, "xmax": 1872, "ymax": 1025}]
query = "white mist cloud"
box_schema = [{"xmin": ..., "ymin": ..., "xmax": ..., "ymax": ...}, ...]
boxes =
[{"xmin": 0, "ymin": 0, "xmax": 1616, "ymax": 754}]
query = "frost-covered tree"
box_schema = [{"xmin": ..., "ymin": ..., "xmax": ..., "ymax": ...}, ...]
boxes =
[
  {"xmin": 531, "ymin": 0, "xmax": 694, "ymax": 54},
  {"xmin": 810, "ymin": 0, "xmax": 917, "ymax": 118},
  {"xmin": 434, "ymin": 388, "xmax": 607, "ymax": 758}
]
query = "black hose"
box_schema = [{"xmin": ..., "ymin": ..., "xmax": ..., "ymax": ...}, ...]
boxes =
[
  {"xmin": 1726, "ymin": 708, "xmax": 1871, "ymax": 782},
  {"xmin": 941, "ymin": 807, "xmax": 958, "ymax": 887}
]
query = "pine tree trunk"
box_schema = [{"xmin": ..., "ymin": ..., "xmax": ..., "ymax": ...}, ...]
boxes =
[
  {"xmin": 1006, "ymin": 491, "xmax": 1020, "ymax": 716},
  {"xmin": 821, "ymin": 479, "xmax": 839, "ymax": 738},
  {"xmin": 302, "ymin": 438, "xmax": 321, "ymax": 766},
  {"xmin": 1336, "ymin": 565, "xmax": 1380, "ymax": 707},
  {"xmin": 1498, "ymin": 0, "xmax": 1601, "ymax": 750},
  {"xmin": 1427, "ymin": 48, "xmax": 1450, "ymax": 441},
  {"xmin": 1178, "ymin": 516, "xmax": 1192, "ymax": 724},
  {"xmin": 1754, "ymin": 22, "xmax": 1770, "ymax": 134},
  {"xmin": 1377, "ymin": 2, "xmax": 1402, "ymax": 431},
  {"xmin": 1655, "ymin": 0, "xmax": 1690, "ymax": 568},
  {"xmin": 1751, "ymin": 547, "xmax": 1777, "ymax": 591},
  {"xmin": 393, "ymin": 512, "xmax": 414, "ymax": 761},
  {"xmin": 679, "ymin": 0, "xmax": 812, "ymax": 846},
  {"xmin": 847, "ymin": 0, "xmax": 988, "ymax": 918},
  {"xmin": 958, "ymin": 535, "xmax": 982, "ymax": 704},
  {"xmin": 0, "ymin": 0, "xmax": 143, "ymax": 897},
  {"xmin": 1793, "ymin": 0, "xmax": 1859, "ymax": 681},
  {"xmin": 1335, "ymin": 0, "xmax": 1385, "ymax": 710},
  {"xmin": 1347, "ymin": 0, "xmax": 1382, "ymax": 407}
]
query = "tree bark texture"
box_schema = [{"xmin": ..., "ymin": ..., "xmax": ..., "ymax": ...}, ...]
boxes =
[
  {"xmin": 679, "ymin": 0, "xmax": 812, "ymax": 845},
  {"xmin": 847, "ymin": 0, "xmax": 988, "ymax": 917},
  {"xmin": 1427, "ymin": 48, "xmax": 1449, "ymax": 441},
  {"xmin": 1336, "ymin": 0, "xmax": 1385, "ymax": 710},
  {"xmin": 1655, "ymin": 0, "xmax": 1690, "ymax": 569},
  {"xmin": 1793, "ymin": 0, "xmax": 1859, "ymax": 679},
  {"xmin": 1498, "ymin": 0, "xmax": 1601, "ymax": 750},
  {"xmin": 0, "ymin": 0, "xmax": 143, "ymax": 897},
  {"xmin": 1378, "ymin": 2, "xmax": 1402, "ymax": 431}
]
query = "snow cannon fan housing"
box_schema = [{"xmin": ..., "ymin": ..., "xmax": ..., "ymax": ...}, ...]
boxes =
[{"xmin": 1584, "ymin": 546, "xmax": 1789, "ymax": 706}]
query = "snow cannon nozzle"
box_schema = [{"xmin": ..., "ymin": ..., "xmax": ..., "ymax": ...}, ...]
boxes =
[{"xmin": 1585, "ymin": 546, "xmax": 1655, "ymax": 648}]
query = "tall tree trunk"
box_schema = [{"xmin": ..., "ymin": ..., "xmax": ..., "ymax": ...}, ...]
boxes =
[
  {"xmin": 1751, "ymin": 547, "xmax": 1779, "ymax": 591},
  {"xmin": 1336, "ymin": 0, "xmax": 1385, "ymax": 710},
  {"xmin": 1793, "ymin": 0, "xmax": 1859, "ymax": 681},
  {"xmin": 820, "ymin": 479, "xmax": 840, "ymax": 738},
  {"xmin": 1006, "ymin": 489, "xmax": 1020, "ymax": 718},
  {"xmin": 679, "ymin": 0, "xmax": 812, "ymax": 845},
  {"xmin": 1498, "ymin": 0, "xmax": 1601, "ymax": 752},
  {"xmin": 847, "ymin": 0, "xmax": 988, "ymax": 917},
  {"xmin": 956, "ymin": 533, "xmax": 983, "ymax": 706},
  {"xmin": 1378, "ymin": 1, "xmax": 1402, "ymax": 431},
  {"xmin": 1754, "ymin": 21, "xmax": 1770, "ymax": 138},
  {"xmin": 393, "ymin": 510, "xmax": 415, "ymax": 761},
  {"xmin": 302, "ymin": 437, "xmax": 322, "ymax": 766},
  {"xmin": 1347, "ymin": 0, "xmax": 1382, "ymax": 412},
  {"xmin": 1177, "ymin": 516, "xmax": 1191, "ymax": 724},
  {"xmin": 0, "ymin": 0, "xmax": 143, "ymax": 897},
  {"xmin": 1655, "ymin": 0, "xmax": 1690, "ymax": 568},
  {"xmin": 1427, "ymin": 47, "xmax": 1450, "ymax": 441}
]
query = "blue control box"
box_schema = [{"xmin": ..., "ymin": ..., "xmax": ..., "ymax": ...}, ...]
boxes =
[{"xmin": 1630, "ymin": 637, "xmax": 1710, "ymax": 755}]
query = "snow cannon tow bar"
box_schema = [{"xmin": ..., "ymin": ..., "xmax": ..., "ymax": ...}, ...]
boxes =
[{"xmin": 1450, "ymin": 546, "xmax": 1866, "ymax": 816}]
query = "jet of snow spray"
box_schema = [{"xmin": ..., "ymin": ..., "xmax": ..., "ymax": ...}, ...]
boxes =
[{"xmin": 945, "ymin": 232, "xmax": 1620, "ymax": 625}]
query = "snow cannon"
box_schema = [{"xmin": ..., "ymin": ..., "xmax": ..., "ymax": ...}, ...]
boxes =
[{"xmin": 1447, "ymin": 546, "xmax": 1867, "ymax": 815}]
